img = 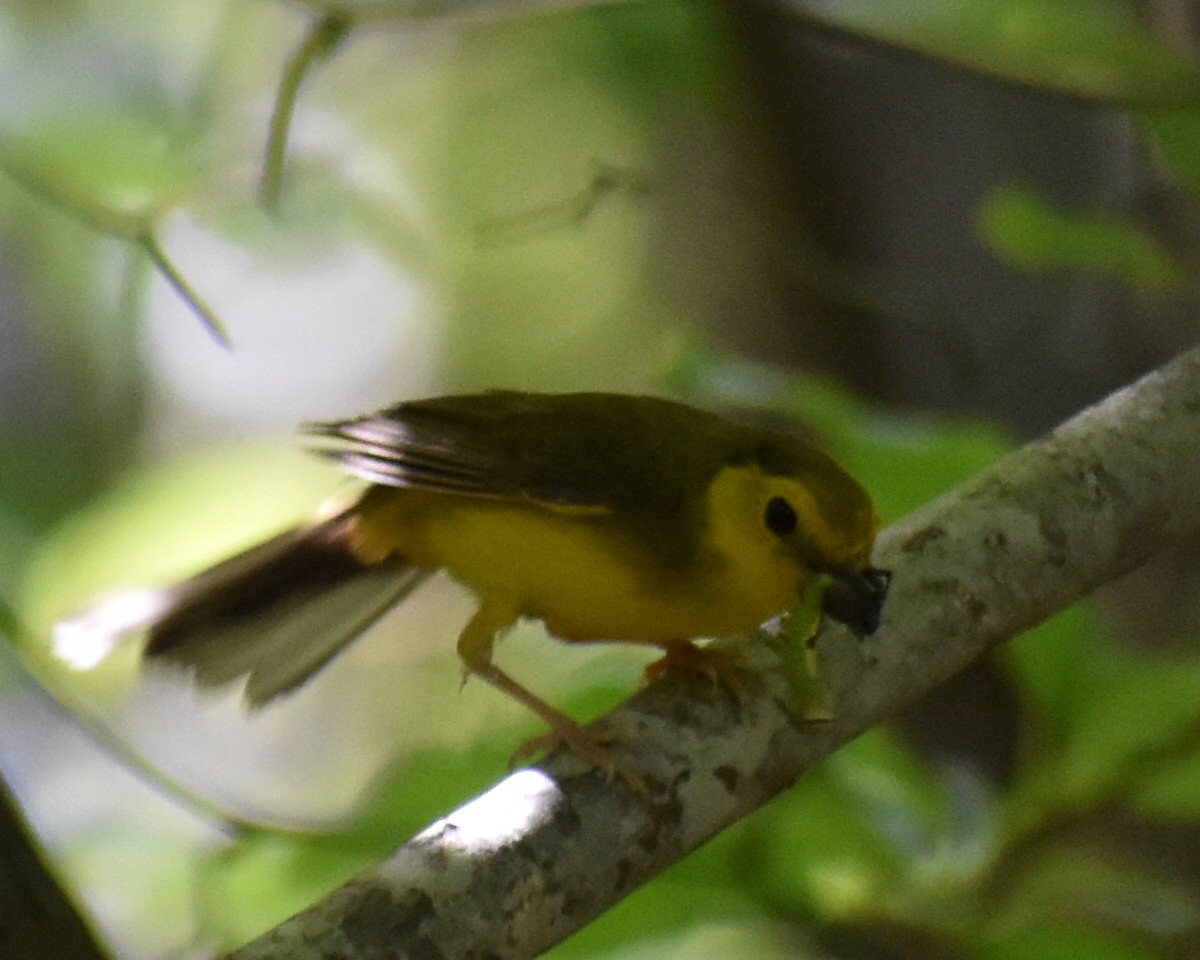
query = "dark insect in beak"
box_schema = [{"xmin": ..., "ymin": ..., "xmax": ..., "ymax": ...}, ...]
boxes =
[{"xmin": 821, "ymin": 567, "xmax": 891, "ymax": 637}]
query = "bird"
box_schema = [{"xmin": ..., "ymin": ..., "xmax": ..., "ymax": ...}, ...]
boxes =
[{"xmin": 60, "ymin": 391, "xmax": 889, "ymax": 776}]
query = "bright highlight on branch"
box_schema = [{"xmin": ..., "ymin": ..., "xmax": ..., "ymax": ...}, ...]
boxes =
[{"xmin": 412, "ymin": 769, "xmax": 563, "ymax": 858}]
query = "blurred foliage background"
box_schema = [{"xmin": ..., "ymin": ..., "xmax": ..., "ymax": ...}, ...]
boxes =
[{"xmin": 1, "ymin": 0, "xmax": 1200, "ymax": 958}]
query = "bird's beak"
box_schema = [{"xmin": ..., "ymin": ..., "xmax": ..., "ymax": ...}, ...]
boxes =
[{"xmin": 821, "ymin": 567, "xmax": 891, "ymax": 637}]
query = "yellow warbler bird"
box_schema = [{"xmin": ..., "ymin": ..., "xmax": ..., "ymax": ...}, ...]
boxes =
[{"xmin": 65, "ymin": 392, "xmax": 889, "ymax": 771}]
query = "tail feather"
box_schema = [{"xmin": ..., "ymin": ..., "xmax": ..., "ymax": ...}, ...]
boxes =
[{"xmin": 61, "ymin": 508, "xmax": 430, "ymax": 706}]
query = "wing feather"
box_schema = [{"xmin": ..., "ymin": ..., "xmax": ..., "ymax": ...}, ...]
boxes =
[
  {"xmin": 303, "ymin": 391, "xmax": 738, "ymax": 513},
  {"xmin": 305, "ymin": 403, "xmax": 504, "ymax": 496}
]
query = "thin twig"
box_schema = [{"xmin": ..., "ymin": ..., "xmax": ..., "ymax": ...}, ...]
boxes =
[
  {"xmin": 135, "ymin": 232, "xmax": 231, "ymax": 348},
  {"xmin": 261, "ymin": 12, "xmax": 352, "ymax": 208},
  {"xmin": 0, "ymin": 153, "xmax": 231, "ymax": 349}
]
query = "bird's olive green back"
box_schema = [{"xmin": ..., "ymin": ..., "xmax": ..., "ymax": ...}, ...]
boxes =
[{"xmin": 308, "ymin": 391, "xmax": 870, "ymax": 573}]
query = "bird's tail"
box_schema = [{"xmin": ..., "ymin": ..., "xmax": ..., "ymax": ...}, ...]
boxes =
[{"xmin": 56, "ymin": 504, "xmax": 428, "ymax": 706}]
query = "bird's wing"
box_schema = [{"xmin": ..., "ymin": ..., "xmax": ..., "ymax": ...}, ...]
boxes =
[{"xmin": 304, "ymin": 391, "xmax": 703, "ymax": 510}]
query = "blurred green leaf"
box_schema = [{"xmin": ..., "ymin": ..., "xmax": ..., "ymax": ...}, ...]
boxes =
[
  {"xmin": 979, "ymin": 848, "xmax": 1199, "ymax": 956},
  {"xmin": 569, "ymin": 919, "xmax": 815, "ymax": 960},
  {"xmin": 25, "ymin": 444, "xmax": 342, "ymax": 627},
  {"xmin": 198, "ymin": 829, "xmax": 374, "ymax": 950},
  {"xmin": 744, "ymin": 754, "xmax": 906, "ymax": 920},
  {"xmin": 1007, "ymin": 608, "xmax": 1200, "ymax": 814},
  {"xmin": 547, "ymin": 835, "xmax": 766, "ymax": 960},
  {"xmin": 1132, "ymin": 749, "xmax": 1200, "ymax": 822},
  {"xmin": 0, "ymin": 108, "xmax": 230, "ymax": 344},
  {"xmin": 0, "ymin": 507, "xmax": 36, "ymax": 604},
  {"xmin": 1139, "ymin": 107, "xmax": 1200, "ymax": 198},
  {"xmin": 568, "ymin": 1, "xmax": 747, "ymax": 112},
  {"xmin": 980, "ymin": 185, "xmax": 1186, "ymax": 288},
  {"xmin": 794, "ymin": 0, "xmax": 1200, "ymax": 106},
  {"xmin": 0, "ymin": 594, "xmax": 20, "ymax": 644},
  {"xmin": 62, "ymin": 822, "xmax": 202, "ymax": 960},
  {"xmin": 976, "ymin": 924, "xmax": 1167, "ymax": 960},
  {"xmin": 1053, "ymin": 656, "xmax": 1200, "ymax": 805},
  {"xmin": 0, "ymin": 110, "xmax": 204, "ymax": 235},
  {"xmin": 1003, "ymin": 602, "xmax": 1094, "ymax": 731},
  {"xmin": 0, "ymin": 181, "xmax": 150, "ymax": 522},
  {"xmin": 814, "ymin": 732, "xmax": 1001, "ymax": 924},
  {"xmin": 347, "ymin": 740, "xmax": 515, "ymax": 845},
  {"xmin": 830, "ymin": 731, "xmax": 953, "ymax": 861}
]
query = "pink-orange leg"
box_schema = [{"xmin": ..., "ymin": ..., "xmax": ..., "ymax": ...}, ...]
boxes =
[
  {"xmin": 642, "ymin": 639, "xmax": 748, "ymax": 700},
  {"xmin": 457, "ymin": 598, "xmax": 643, "ymax": 790}
]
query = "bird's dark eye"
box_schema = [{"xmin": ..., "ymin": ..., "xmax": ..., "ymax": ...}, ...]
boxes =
[{"xmin": 764, "ymin": 496, "xmax": 798, "ymax": 536}]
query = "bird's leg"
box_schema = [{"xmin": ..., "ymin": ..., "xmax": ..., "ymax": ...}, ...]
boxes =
[
  {"xmin": 457, "ymin": 600, "xmax": 642, "ymax": 789},
  {"xmin": 642, "ymin": 639, "xmax": 747, "ymax": 700}
]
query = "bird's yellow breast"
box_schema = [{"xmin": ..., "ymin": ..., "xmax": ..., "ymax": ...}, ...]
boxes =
[{"xmin": 347, "ymin": 466, "xmax": 808, "ymax": 645}]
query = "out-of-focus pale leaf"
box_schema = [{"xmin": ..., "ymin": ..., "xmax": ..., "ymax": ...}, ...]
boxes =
[
  {"xmin": 0, "ymin": 109, "xmax": 230, "ymax": 341},
  {"xmin": 979, "ymin": 185, "xmax": 1186, "ymax": 288},
  {"xmin": 790, "ymin": 0, "xmax": 1200, "ymax": 106},
  {"xmin": 25, "ymin": 445, "xmax": 341, "ymax": 629},
  {"xmin": 0, "ymin": 111, "xmax": 203, "ymax": 236}
]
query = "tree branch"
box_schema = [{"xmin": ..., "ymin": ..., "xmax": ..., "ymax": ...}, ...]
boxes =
[
  {"xmin": 0, "ymin": 773, "xmax": 110, "ymax": 960},
  {"xmin": 226, "ymin": 345, "xmax": 1200, "ymax": 960}
]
